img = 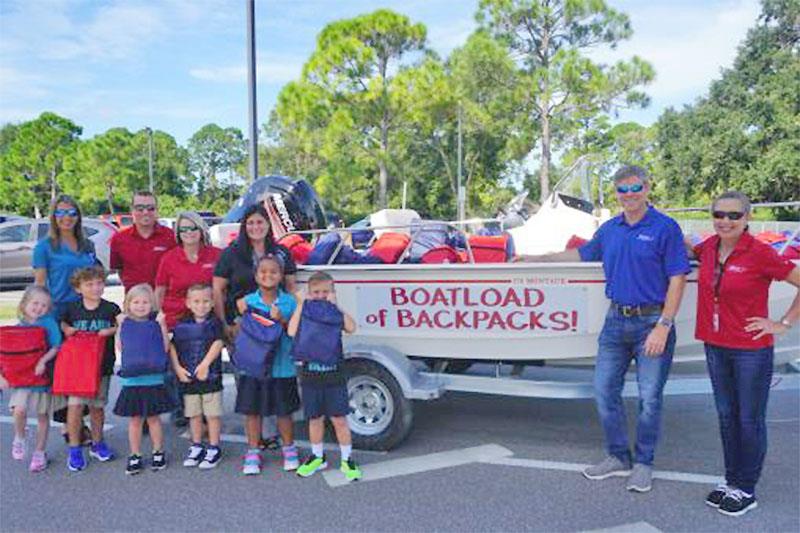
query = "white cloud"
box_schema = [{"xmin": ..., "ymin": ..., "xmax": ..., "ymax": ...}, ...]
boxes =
[{"xmin": 591, "ymin": 0, "xmax": 760, "ymax": 102}]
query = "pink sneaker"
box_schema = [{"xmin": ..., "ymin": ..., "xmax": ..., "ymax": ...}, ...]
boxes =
[
  {"xmin": 29, "ymin": 451, "xmax": 48, "ymax": 472},
  {"xmin": 12, "ymin": 437, "xmax": 26, "ymax": 460}
]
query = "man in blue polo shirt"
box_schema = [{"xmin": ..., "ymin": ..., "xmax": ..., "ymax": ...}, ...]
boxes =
[{"xmin": 518, "ymin": 165, "xmax": 690, "ymax": 492}]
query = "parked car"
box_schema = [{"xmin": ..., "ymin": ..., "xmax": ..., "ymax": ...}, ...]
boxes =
[
  {"xmin": 0, "ymin": 218, "xmax": 117, "ymax": 287},
  {"xmin": 0, "ymin": 213, "xmax": 28, "ymax": 224},
  {"xmin": 99, "ymin": 213, "xmax": 133, "ymax": 228}
]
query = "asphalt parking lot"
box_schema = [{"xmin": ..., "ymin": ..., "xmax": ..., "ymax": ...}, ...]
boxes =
[{"xmin": 1, "ymin": 368, "xmax": 798, "ymax": 532}]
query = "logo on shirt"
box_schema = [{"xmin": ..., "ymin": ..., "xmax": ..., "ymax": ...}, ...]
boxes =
[
  {"xmin": 153, "ymin": 246, "xmax": 168, "ymax": 252},
  {"xmin": 728, "ymin": 265, "xmax": 748, "ymax": 273},
  {"xmin": 202, "ymin": 263, "xmax": 214, "ymax": 269},
  {"xmin": 636, "ymin": 234, "xmax": 654, "ymax": 242}
]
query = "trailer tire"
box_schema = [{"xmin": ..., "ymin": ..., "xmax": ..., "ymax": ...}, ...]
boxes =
[{"xmin": 345, "ymin": 359, "xmax": 413, "ymax": 451}]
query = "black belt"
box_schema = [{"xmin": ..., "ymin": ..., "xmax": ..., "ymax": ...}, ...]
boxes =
[{"xmin": 612, "ymin": 303, "xmax": 663, "ymax": 317}]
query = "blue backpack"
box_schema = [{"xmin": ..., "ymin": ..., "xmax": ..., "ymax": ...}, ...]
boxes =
[
  {"xmin": 232, "ymin": 308, "xmax": 284, "ymax": 378},
  {"xmin": 119, "ymin": 318, "xmax": 169, "ymax": 378},
  {"xmin": 291, "ymin": 300, "xmax": 344, "ymax": 366},
  {"xmin": 172, "ymin": 318, "xmax": 222, "ymax": 380}
]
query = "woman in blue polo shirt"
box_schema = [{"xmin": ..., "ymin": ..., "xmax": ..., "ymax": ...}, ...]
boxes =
[{"xmin": 32, "ymin": 195, "xmax": 99, "ymax": 320}]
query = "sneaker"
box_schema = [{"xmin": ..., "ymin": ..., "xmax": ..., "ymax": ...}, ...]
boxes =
[
  {"xmin": 68, "ymin": 446, "xmax": 86, "ymax": 472},
  {"xmin": 151, "ymin": 450, "xmax": 167, "ymax": 471},
  {"xmin": 626, "ymin": 463, "xmax": 652, "ymax": 493},
  {"xmin": 11, "ymin": 436, "xmax": 26, "ymax": 460},
  {"xmin": 718, "ymin": 489, "xmax": 758, "ymax": 516},
  {"xmin": 705, "ymin": 484, "xmax": 732, "ymax": 508},
  {"xmin": 126, "ymin": 454, "xmax": 143, "ymax": 475},
  {"xmin": 582, "ymin": 456, "xmax": 631, "ymax": 480},
  {"xmin": 198, "ymin": 446, "xmax": 222, "ymax": 470},
  {"xmin": 183, "ymin": 443, "xmax": 205, "ymax": 467},
  {"xmin": 29, "ymin": 451, "xmax": 48, "ymax": 472},
  {"xmin": 282, "ymin": 447, "xmax": 299, "ymax": 471},
  {"xmin": 242, "ymin": 451, "xmax": 262, "ymax": 476},
  {"xmin": 340, "ymin": 458, "xmax": 362, "ymax": 482},
  {"xmin": 296, "ymin": 454, "xmax": 327, "ymax": 478},
  {"xmin": 89, "ymin": 441, "xmax": 115, "ymax": 462}
]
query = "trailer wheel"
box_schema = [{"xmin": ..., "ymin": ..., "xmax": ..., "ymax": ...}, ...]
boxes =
[{"xmin": 345, "ymin": 359, "xmax": 413, "ymax": 451}]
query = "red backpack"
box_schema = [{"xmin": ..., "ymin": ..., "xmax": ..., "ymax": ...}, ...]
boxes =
[
  {"xmin": 0, "ymin": 326, "xmax": 49, "ymax": 388},
  {"xmin": 368, "ymin": 232, "xmax": 411, "ymax": 264},
  {"xmin": 278, "ymin": 234, "xmax": 313, "ymax": 265},
  {"xmin": 421, "ymin": 245, "xmax": 462, "ymax": 264},
  {"xmin": 468, "ymin": 234, "xmax": 512, "ymax": 263},
  {"xmin": 52, "ymin": 333, "xmax": 106, "ymax": 398}
]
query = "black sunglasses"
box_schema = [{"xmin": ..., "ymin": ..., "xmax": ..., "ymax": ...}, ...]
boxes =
[
  {"xmin": 712, "ymin": 210, "xmax": 745, "ymax": 221},
  {"xmin": 177, "ymin": 225, "xmax": 200, "ymax": 234}
]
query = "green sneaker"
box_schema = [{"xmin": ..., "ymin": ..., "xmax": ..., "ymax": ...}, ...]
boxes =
[
  {"xmin": 296, "ymin": 454, "xmax": 327, "ymax": 478},
  {"xmin": 340, "ymin": 458, "xmax": 362, "ymax": 481}
]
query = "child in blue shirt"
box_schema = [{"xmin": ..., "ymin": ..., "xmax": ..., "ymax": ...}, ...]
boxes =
[
  {"xmin": 0, "ymin": 286, "xmax": 61, "ymax": 472},
  {"xmin": 235, "ymin": 255, "xmax": 300, "ymax": 475},
  {"xmin": 288, "ymin": 271, "xmax": 361, "ymax": 481}
]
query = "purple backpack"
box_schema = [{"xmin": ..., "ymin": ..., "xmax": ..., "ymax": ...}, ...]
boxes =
[
  {"xmin": 232, "ymin": 308, "xmax": 284, "ymax": 378},
  {"xmin": 291, "ymin": 300, "xmax": 344, "ymax": 366},
  {"xmin": 119, "ymin": 318, "xmax": 168, "ymax": 377}
]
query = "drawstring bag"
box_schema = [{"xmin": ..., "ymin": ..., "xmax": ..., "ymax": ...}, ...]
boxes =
[
  {"xmin": 232, "ymin": 308, "xmax": 284, "ymax": 378},
  {"xmin": 172, "ymin": 319, "xmax": 222, "ymax": 379},
  {"xmin": 118, "ymin": 318, "xmax": 169, "ymax": 378},
  {"xmin": 0, "ymin": 326, "xmax": 49, "ymax": 387},
  {"xmin": 52, "ymin": 332, "xmax": 106, "ymax": 398},
  {"xmin": 368, "ymin": 232, "xmax": 411, "ymax": 264},
  {"xmin": 469, "ymin": 234, "xmax": 514, "ymax": 263},
  {"xmin": 292, "ymin": 300, "xmax": 344, "ymax": 366}
]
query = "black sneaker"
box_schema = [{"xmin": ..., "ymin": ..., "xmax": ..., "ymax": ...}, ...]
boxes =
[
  {"xmin": 151, "ymin": 450, "xmax": 167, "ymax": 471},
  {"xmin": 705, "ymin": 484, "xmax": 731, "ymax": 508},
  {"xmin": 126, "ymin": 454, "xmax": 143, "ymax": 475},
  {"xmin": 718, "ymin": 489, "xmax": 757, "ymax": 516}
]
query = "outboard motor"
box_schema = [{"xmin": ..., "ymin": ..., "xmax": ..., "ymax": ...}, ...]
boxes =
[{"xmin": 223, "ymin": 175, "xmax": 327, "ymax": 235}]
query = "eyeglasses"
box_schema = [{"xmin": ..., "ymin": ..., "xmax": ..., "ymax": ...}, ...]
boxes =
[
  {"xmin": 54, "ymin": 208, "xmax": 78, "ymax": 218},
  {"xmin": 133, "ymin": 205, "xmax": 156, "ymax": 212},
  {"xmin": 712, "ymin": 210, "xmax": 745, "ymax": 221},
  {"xmin": 177, "ymin": 226, "xmax": 200, "ymax": 234},
  {"xmin": 616, "ymin": 183, "xmax": 644, "ymax": 194}
]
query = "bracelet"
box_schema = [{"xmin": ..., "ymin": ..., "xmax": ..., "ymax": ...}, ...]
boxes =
[
  {"xmin": 657, "ymin": 316, "xmax": 674, "ymax": 329},
  {"xmin": 780, "ymin": 317, "xmax": 793, "ymax": 329}
]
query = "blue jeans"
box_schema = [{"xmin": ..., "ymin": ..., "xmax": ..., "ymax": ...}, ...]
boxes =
[
  {"xmin": 594, "ymin": 307, "xmax": 675, "ymax": 466},
  {"xmin": 705, "ymin": 344, "xmax": 773, "ymax": 495}
]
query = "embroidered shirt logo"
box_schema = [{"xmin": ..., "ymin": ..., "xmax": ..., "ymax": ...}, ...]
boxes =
[
  {"xmin": 153, "ymin": 246, "xmax": 168, "ymax": 252},
  {"xmin": 728, "ymin": 265, "xmax": 747, "ymax": 273},
  {"xmin": 202, "ymin": 263, "xmax": 214, "ymax": 269},
  {"xmin": 636, "ymin": 234, "xmax": 654, "ymax": 242}
]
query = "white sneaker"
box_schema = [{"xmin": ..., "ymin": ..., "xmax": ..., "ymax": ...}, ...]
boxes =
[
  {"xmin": 242, "ymin": 451, "xmax": 261, "ymax": 475},
  {"xmin": 183, "ymin": 444, "xmax": 205, "ymax": 467},
  {"xmin": 198, "ymin": 446, "xmax": 222, "ymax": 470}
]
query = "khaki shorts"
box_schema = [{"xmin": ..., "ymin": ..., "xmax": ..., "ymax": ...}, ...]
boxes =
[
  {"xmin": 9, "ymin": 389, "xmax": 52, "ymax": 416},
  {"xmin": 67, "ymin": 376, "xmax": 110, "ymax": 408},
  {"xmin": 184, "ymin": 391, "xmax": 223, "ymax": 418}
]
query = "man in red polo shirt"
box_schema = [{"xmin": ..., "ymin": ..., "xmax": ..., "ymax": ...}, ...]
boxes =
[
  {"xmin": 110, "ymin": 190, "xmax": 183, "ymax": 426},
  {"xmin": 110, "ymin": 191, "xmax": 176, "ymax": 291}
]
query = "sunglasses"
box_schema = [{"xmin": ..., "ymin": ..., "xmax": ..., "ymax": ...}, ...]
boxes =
[
  {"xmin": 54, "ymin": 208, "xmax": 78, "ymax": 218},
  {"xmin": 133, "ymin": 205, "xmax": 156, "ymax": 212},
  {"xmin": 177, "ymin": 225, "xmax": 200, "ymax": 234},
  {"xmin": 712, "ymin": 210, "xmax": 745, "ymax": 221},
  {"xmin": 616, "ymin": 183, "xmax": 644, "ymax": 194}
]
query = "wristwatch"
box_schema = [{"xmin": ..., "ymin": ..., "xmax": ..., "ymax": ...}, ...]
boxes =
[
  {"xmin": 657, "ymin": 316, "xmax": 674, "ymax": 329},
  {"xmin": 780, "ymin": 317, "xmax": 793, "ymax": 329}
]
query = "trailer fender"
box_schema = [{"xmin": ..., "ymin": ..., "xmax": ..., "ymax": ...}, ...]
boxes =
[{"xmin": 345, "ymin": 343, "xmax": 445, "ymax": 400}]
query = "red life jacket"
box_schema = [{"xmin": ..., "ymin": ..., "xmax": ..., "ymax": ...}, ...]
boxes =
[
  {"xmin": 468, "ymin": 234, "xmax": 512, "ymax": 263},
  {"xmin": 278, "ymin": 234, "xmax": 313, "ymax": 264},
  {"xmin": 368, "ymin": 232, "xmax": 411, "ymax": 264}
]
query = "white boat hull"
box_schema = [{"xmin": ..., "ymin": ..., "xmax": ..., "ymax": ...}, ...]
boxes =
[{"xmin": 296, "ymin": 262, "xmax": 800, "ymax": 364}]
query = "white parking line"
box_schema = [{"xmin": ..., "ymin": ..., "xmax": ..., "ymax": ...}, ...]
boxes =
[
  {"xmin": 323, "ymin": 444, "xmax": 513, "ymax": 487},
  {"xmin": 480, "ymin": 456, "xmax": 722, "ymax": 485},
  {"xmin": 582, "ymin": 522, "xmax": 662, "ymax": 533},
  {"xmin": 0, "ymin": 415, "xmax": 114, "ymax": 431}
]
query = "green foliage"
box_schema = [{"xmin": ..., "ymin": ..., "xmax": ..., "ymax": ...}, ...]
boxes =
[
  {"xmin": 0, "ymin": 112, "xmax": 82, "ymax": 216},
  {"xmin": 187, "ymin": 123, "xmax": 247, "ymax": 203},
  {"xmin": 478, "ymin": 0, "xmax": 654, "ymax": 202},
  {"xmin": 655, "ymin": 0, "xmax": 800, "ymax": 219}
]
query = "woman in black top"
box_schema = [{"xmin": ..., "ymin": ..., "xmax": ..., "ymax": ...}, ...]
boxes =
[{"xmin": 212, "ymin": 204, "xmax": 297, "ymax": 340}]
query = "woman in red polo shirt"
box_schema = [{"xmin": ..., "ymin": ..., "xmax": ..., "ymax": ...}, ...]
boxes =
[
  {"xmin": 691, "ymin": 191, "xmax": 800, "ymax": 517},
  {"xmin": 155, "ymin": 212, "xmax": 222, "ymax": 330}
]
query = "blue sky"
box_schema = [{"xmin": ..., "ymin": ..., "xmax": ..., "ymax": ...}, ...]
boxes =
[{"xmin": 0, "ymin": 0, "xmax": 761, "ymax": 145}]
